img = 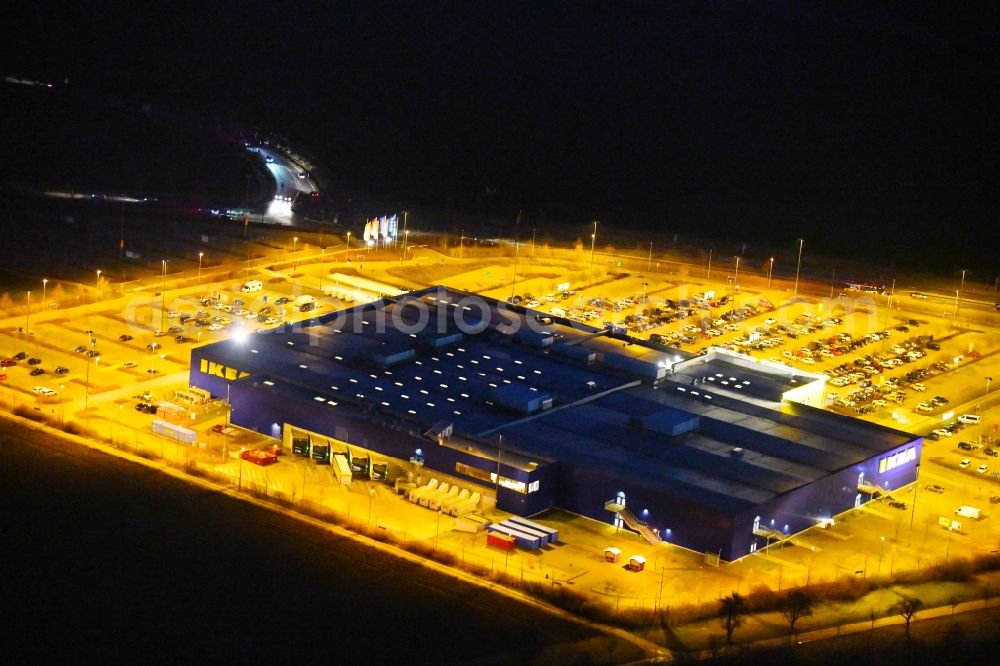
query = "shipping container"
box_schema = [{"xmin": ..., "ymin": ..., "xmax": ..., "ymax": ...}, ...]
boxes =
[
  {"xmin": 151, "ymin": 419, "xmax": 197, "ymax": 444},
  {"xmin": 506, "ymin": 516, "xmax": 559, "ymax": 543},
  {"xmin": 487, "ymin": 523, "xmax": 542, "ymax": 550},
  {"xmin": 487, "ymin": 532, "xmax": 516, "ymax": 551}
]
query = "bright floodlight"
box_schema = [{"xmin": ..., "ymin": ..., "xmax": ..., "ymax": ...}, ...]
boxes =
[{"xmin": 232, "ymin": 326, "xmax": 248, "ymax": 345}]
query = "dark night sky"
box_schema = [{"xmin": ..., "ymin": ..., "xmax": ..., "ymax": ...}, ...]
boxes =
[{"xmin": 5, "ymin": 1, "xmax": 1000, "ymax": 274}]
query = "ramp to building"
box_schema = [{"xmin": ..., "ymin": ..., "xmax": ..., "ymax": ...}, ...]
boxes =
[{"xmin": 328, "ymin": 273, "xmax": 404, "ymax": 297}]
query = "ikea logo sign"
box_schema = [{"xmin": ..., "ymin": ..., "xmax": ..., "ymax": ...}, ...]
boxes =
[{"xmin": 200, "ymin": 359, "xmax": 251, "ymax": 381}]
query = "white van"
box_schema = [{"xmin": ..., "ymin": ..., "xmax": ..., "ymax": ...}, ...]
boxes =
[
  {"xmin": 958, "ymin": 414, "xmax": 981, "ymax": 425},
  {"xmin": 955, "ymin": 505, "xmax": 982, "ymax": 520},
  {"xmin": 551, "ymin": 307, "xmax": 567, "ymax": 318},
  {"xmin": 241, "ymin": 280, "xmax": 263, "ymax": 293}
]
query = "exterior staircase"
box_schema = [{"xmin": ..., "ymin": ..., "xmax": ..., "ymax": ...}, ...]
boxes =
[{"xmin": 605, "ymin": 500, "xmax": 662, "ymax": 544}]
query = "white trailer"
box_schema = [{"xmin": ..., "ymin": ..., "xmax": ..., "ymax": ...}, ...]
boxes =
[
  {"xmin": 450, "ymin": 492, "xmax": 481, "ymax": 517},
  {"xmin": 441, "ymin": 488, "xmax": 470, "ymax": 514},
  {"xmin": 420, "ymin": 483, "xmax": 450, "ymax": 508},
  {"xmin": 333, "ymin": 454, "xmax": 352, "ymax": 485},
  {"xmin": 408, "ymin": 478, "xmax": 439, "ymax": 503},
  {"xmin": 428, "ymin": 485, "xmax": 460, "ymax": 511}
]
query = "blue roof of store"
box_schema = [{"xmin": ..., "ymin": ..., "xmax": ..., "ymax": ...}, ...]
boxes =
[{"xmin": 197, "ymin": 286, "xmax": 915, "ymax": 515}]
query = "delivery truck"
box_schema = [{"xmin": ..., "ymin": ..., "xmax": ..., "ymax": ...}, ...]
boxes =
[{"xmin": 955, "ymin": 505, "xmax": 982, "ymax": 520}]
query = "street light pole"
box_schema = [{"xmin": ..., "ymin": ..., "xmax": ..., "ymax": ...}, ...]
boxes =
[
  {"xmin": 434, "ymin": 508, "xmax": 442, "ymax": 549},
  {"xmin": 401, "ymin": 210, "xmax": 409, "ymax": 255},
  {"xmin": 986, "ymin": 376, "xmax": 993, "ymax": 396},
  {"xmin": 95, "ymin": 269, "xmax": 102, "ymax": 301},
  {"xmin": 367, "ymin": 484, "xmax": 375, "ymax": 529},
  {"xmin": 495, "ymin": 434, "xmax": 503, "ymax": 514},
  {"xmin": 510, "ymin": 239, "xmax": 519, "ymax": 299},
  {"xmin": 320, "ymin": 246, "xmax": 326, "ymax": 293},
  {"xmin": 24, "ymin": 290, "xmax": 30, "ymax": 333},
  {"xmin": 589, "ymin": 220, "xmax": 598, "ymax": 277},
  {"xmin": 956, "ymin": 269, "xmax": 967, "ymax": 324},
  {"xmin": 707, "ymin": 248, "xmax": 712, "ymax": 280},
  {"xmin": 830, "ymin": 267, "xmax": 837, "ymax": 298},
  {"xmin": 647, "ymin": 241, "xmax": 653, "ymax": 272},
  {"xmin": 42, "ymin": 278, "xmax": 48, "ymax": 313},
  {"xmin": 84, "ymin": 331, "xmax": 95, "ymax": 415},
  {"xmin": 160, "ymin": 260, "xmax": 166, "ymax": 330},
  {"xmin": 767, "ymin": 257, "xmax": 774, "ymax": 288},
  {"xmin": 346, "ymin": 232, "xmax": 351, "ymax": 260},
  {"xmin": 794, "ymin": 238, "xmax": 804, "ymax": 296}
]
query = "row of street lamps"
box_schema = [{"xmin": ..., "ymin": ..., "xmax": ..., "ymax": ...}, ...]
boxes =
[{"xmin": 584, "ymin": 223, "xmax": 805, "ymax": 296}]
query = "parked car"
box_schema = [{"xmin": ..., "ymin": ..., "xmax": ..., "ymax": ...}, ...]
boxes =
[
  {"xmin": 13, "ymin": 352, "xmax": 28, "ymax": 360},
  {"xmin": 925, "ymin": 484, "xmax": 945, "ymax": 494},
  {"xmin": 29, "ymin": 368, "xmax": 45, "ymax": 376},
  {"xmin": 54, "ymin": 366, "xmax": 69, "ymax": 374},
  {"xmin": 888, "ymin": 499, "xmax": 907, "ymax": 510},
  {"xmin": 26, "ymin": 357, "xmax": 42, "ymax": 365},
  {"xmin": 118, "ymin": 334, "xmax": 133, "ymax": 342}
]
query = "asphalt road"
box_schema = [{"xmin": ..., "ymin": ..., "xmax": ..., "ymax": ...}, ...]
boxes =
[{"xmin": 0, "ymin": 419, "xmax": 639, "ymax": 664}]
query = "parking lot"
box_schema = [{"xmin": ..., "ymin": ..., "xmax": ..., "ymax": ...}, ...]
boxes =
[{"xmin": 1, "ymin": 242, "xmax": 999, "ymax": 607}]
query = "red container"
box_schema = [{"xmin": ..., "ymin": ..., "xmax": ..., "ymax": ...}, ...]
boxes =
[{"xmin": 487, "ymin": 532, "xmax": 516, "ymax": 551}]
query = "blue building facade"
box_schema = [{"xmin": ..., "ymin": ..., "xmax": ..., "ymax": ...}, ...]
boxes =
[{"xmin": 189, "ymin": 287, "xmax": 921, "ymax": 560}]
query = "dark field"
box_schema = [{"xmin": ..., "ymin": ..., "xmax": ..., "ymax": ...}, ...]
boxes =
[{"xmin": 0, "ymin": 421, "xmax": 638, "ymax": 665}]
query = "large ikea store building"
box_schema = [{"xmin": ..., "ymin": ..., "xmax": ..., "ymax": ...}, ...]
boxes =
[{"xmin": 190, "ymin": 286, "xmax": 921, "ymax": 560}]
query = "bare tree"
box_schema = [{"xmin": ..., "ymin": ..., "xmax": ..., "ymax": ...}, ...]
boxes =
[
  {"xmin": 781, "ymin": 590, "xmax": 814, "ymax": 638},
  {"xmin": 719, "ymin": 592, "xmax": 747, "ymax": 645},
  {"xmin": 892, "ymin": 595, "xmax": 923, "ymax": 640}
]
